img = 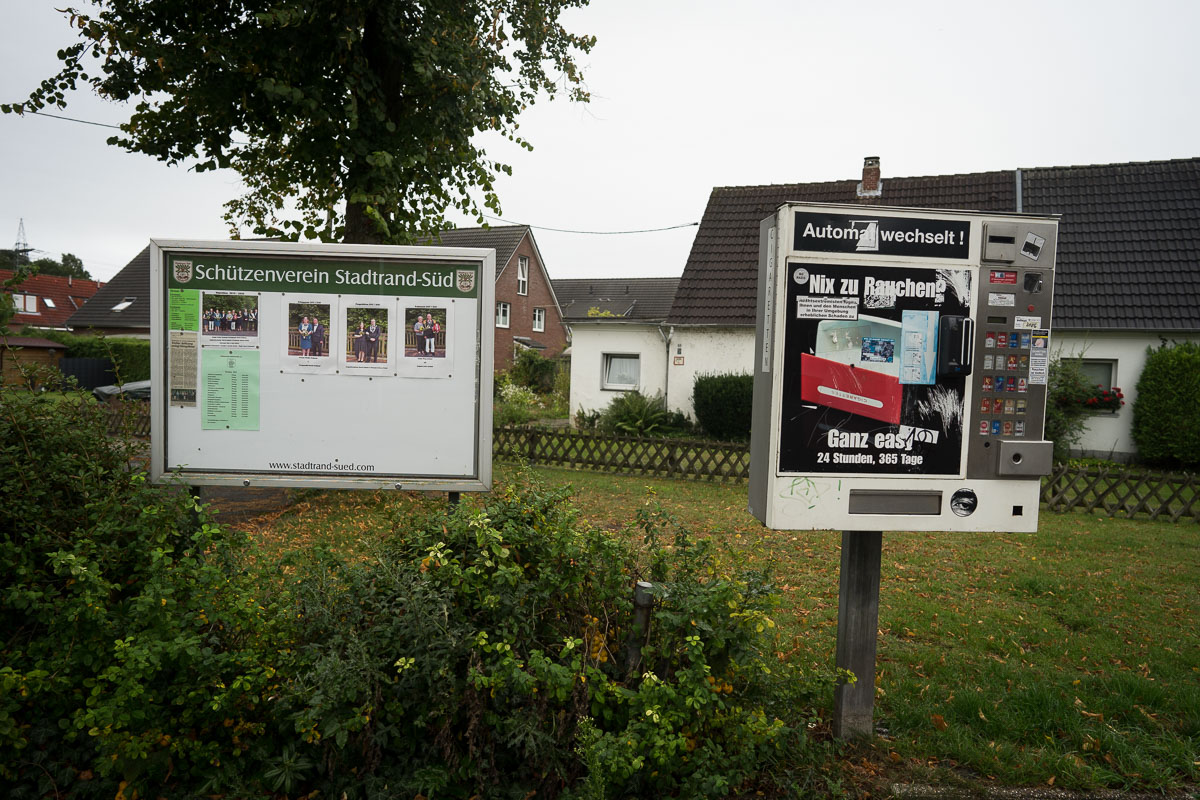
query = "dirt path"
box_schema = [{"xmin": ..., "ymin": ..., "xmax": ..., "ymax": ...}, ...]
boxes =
[{"xmin": 198, "ymin": 486, "xmax": 297, "ymax": 525}]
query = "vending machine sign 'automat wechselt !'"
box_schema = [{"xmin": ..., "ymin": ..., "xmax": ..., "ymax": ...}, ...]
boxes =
[{"xmin": 749, "ymin": 204, "xmax": 1058, "ymax": 532}]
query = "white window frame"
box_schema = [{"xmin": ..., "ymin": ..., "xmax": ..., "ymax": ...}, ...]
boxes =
[
  {"xmin": 11, "ymin": 293, "xmax": 37, "ymax": 313},
  {"xmin": 601, "ymin": 353, "xmax": 640, "ymax": 391},
  {"xmin": 42, "ymin": 297, "xmax": 56, "ymax": 309},
  {"xmin": 495, "ymin": 301, "xmax": 511, "ymax": 329},
  {"xmin": 1078, "ymin": 358, "xmax": 1120, "ymax": 414},
  {"xmin": 111, "ymin": 296, "xmax": 136, "ymax": 313},
  {"xmin": 532, "ymin": 307, "xmax": 545, "ymax": 332},
  {"xmin": 517, "ymin": 256, "xmax": 529, "ymax": 296}
]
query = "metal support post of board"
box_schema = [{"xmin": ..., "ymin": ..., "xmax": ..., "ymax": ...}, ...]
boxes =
[
  {"xmin": 833, "ymin": 530, "xmax": 882, "ymax": 740},
  {"xmin": 448, "ymin": 491, "xmax": 461, "ymax": 508}
]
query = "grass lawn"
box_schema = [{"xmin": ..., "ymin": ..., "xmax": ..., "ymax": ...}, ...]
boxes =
[{"xmin": 229, "ymin": 465, "xmax": 1199, "ymax": 795}]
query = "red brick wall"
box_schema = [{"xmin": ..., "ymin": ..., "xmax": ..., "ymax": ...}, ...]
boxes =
[{"xmin": 492, "ymin": 235, "xmax": 567, "ymax": 371}]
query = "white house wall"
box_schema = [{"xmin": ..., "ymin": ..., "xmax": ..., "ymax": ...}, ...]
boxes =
[
  {"xmin": 569, "ymin": 322, "xmax": 668, "ymax": 416},
  {"xmin": 666, "ymin": 327, "xmax": 756, "ymax": 419},
  {"xmin": 574, "ymin": 322, "xmax": 1195, "ymax": 461},
  {"xmin": 1054, "ymin": 330, "xmax": 1200, "ymax": 460}
]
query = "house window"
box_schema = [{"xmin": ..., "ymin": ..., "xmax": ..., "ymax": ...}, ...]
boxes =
[
  {"xmin": 111, "ymin": 297, "xmax": 136, "ymax": 313},
  {"xmin": 602, "ymin": 354, "xmax": 640, "ymax": 391},
  {"xmin": 496, "ymin": 301, "xmax": 511, "ymax": 328},
  {"xmin": 532, "ymin": 307, "xmax": 545, "ymax": 332},
  {"xmin": 517, "ymin": 256, "xmax": 529, "ymax": 296},
  {"xmin": 1073, "ymin": 359, "xmax": 1116, "ymax": 391},
  {"xmin": 10, "ymin": 293, "xmax": 37, "ymax": 313},
  {"xmin": 42, "ymin": 297, "xmax": 56, "ymax": 308}
]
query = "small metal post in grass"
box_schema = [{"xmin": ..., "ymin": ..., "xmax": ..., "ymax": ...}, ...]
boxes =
[
  {"xmin": 448, "ymin": 491, "xmax": 460, "ymax": 508},
  {"xmin": 623, "ymin": 581, "xmax": 655, "ymax": 680},
  {"xmin": 833, "ymin": 530, "xmax": 882, "ymax": 739}
]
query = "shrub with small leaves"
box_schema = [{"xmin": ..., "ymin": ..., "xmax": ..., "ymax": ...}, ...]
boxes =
[
  {"xmin": 0, "ymin": 370, "xmax": 290, "ymax": 798},
  {"xmin": 1132, "ymin": 340, "xmax": 1200, "ymax": 468},
  {"xmin": 269, "ymin": 474, "xmax": 840, "ymax": 799},
  {"xmin": 692, "ymin": 373, "xmax": 753, "ymax": 441}
]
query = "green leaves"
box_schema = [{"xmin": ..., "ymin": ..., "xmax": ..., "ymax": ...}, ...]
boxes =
[{"xmin": 6, "ymin": 1, "xmax": 596, "ymax": 244}]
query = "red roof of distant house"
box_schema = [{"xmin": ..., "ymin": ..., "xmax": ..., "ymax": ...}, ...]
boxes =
[{"xmin": 1, "ymin": 269, "xmax": 105, "ymax": 329}]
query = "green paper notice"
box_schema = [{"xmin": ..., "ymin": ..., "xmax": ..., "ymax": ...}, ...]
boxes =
[
  {"xmin": 202, "ymin": 349, "xmax": 260, "ymax": 430},
  {"xmin": 169, "ymin": 289, "xmax": 200, "ymax": 331}
]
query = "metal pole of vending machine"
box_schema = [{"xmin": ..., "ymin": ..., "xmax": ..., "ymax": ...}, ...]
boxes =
[{"xmin": 832, "ymin": 530, "xmax": 882, "ymax": 739}]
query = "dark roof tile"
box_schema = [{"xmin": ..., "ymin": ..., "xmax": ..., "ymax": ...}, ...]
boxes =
[
  {"xmin": 554, "ymin": 277, "xmax": 680, "ymax": 321},
  {"xmin": 668, "ymin": 159, "xmax": 1200, "ymax": 331}
]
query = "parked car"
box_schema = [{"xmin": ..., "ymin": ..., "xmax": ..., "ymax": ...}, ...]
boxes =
[{"xmin": 93, "ymin": 379, "xmax": 151, "ymax": 401}]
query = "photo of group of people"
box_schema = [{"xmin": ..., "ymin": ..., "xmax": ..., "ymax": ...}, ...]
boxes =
[
  {"xmin": 405, "ymin": 307, "xmax": 447, "ymax": 358},
  {"xmin": 202, "ymin": 294, "xmax": 259, "ymax": 338},
  {"xmin": 269, "ymin": 298, "xmax": 452, "ymax": 375},
  {"xmin": 287, "ymin": 302, "xmax": 331, "ymax": 357},
  {"xmin": 345, "ymin": 306, "xmax": 388, "ymax": 364}
]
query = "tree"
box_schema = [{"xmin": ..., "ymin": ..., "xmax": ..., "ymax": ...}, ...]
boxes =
[
  {"xmin": 0, "ymin": 249, "xmax": 29, "ymax": 269},
  {"xmin": 29, "ymin": 254, "xmax": 92, "ymax": 280},
  {"xmin": 5, "ymin": 1, "xmax": 594, "ymax": 244}
]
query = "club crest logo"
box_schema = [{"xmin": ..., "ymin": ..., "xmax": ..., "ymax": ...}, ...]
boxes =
[
  {"xmin": 173, "ymin": 260, "xmax": 194, "ymax": 284},
  {"xmin": 456, "ymin": 269, "xmax": 476, "ymax": 294}
]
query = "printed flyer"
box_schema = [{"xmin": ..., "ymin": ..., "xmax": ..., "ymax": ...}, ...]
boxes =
[{"xmin": 778, "ymin": 262, "xmax": 973, "ymax": 475}]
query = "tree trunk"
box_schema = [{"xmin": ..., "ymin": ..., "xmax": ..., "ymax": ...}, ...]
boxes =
[
  {"xmin": 343, "ymin": 196, "xmax": 384, "ymax": 245},
  {"xmin": 341, "ymin": 8, "xmax": 411, "ymax": 246}
]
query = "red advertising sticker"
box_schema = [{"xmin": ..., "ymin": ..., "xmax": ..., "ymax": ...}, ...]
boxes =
[{"xmin": 990, "ymin": 270, "xmax": 1018, "ymax": 285}]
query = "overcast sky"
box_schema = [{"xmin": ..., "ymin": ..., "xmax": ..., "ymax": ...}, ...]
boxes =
[{"xmin": 3, "ymin": 0, "xmax": 1198, "ymax": 283}]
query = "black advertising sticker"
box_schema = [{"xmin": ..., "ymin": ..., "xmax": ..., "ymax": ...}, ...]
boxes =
[
  {"xmin": 793, "ymin": 211, "xmax": 971, "ymax": 259},
  {"xmin": 778, "ymin": 262, "xmax": 973, "ymax": 475}
]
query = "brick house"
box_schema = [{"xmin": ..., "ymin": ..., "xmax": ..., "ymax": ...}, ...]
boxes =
[
  {"xmin": 2, "ymin": 269, "xmax": 105, "ymax": 331},
  {"xmin": 423, "ymin": 225, "xmax": 567, "ymax": 372}
]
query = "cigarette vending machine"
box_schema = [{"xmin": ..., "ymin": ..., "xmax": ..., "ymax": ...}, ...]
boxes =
[{"xmin": 749, "ymin": 203, "xmax": 1058, "ymax": 532}]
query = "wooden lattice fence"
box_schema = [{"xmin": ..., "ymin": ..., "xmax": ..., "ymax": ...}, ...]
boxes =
[
  {"xmin": 104, "ymin": 402, "xmax": 151, "ymax": 437},
  {"xmin": 105, "ymin": 414, "xmax": 1197, "ymax": 522},
  {"xmin": 493, "ymin": 426, "xmax": 751, "ymax": 483},
  {"xmin": 1040, "ymin": 463, "xmax": 1200, "ymax": 522}
]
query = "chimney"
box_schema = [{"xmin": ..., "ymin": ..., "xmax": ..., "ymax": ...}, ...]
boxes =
[{"xmin": 857, "ymin": 155, "xmax": 882, "ymax": 198}]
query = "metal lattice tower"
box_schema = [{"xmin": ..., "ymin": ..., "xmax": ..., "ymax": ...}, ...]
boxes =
[{"xmin": 13, "ymin": 219, "xmax": 32, "ymax": 264}]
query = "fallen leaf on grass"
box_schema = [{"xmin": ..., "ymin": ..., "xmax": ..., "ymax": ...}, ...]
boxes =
[{"xmin": 931, "ymin": 713, "xmax": 948, "ymax": 731}]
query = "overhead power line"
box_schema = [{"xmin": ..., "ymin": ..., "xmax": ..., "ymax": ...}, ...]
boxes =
[
  {"xmin": 22, "ymin": 113, "xmax": 702, "ymax": 236},
  {"xmin": 28, "ymin": 109, "xmax": 124, "ymax": 130},
  {"xmin": 482, "ymin": 215, "xmax": 698, "ymax": 235}
]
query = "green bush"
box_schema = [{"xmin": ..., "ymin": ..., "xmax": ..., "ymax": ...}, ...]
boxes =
[
  {"xmin": 270, "ymin": 476, "xmax": 839, "ymax": 799},
  {"xmin": 495, "ymin": 380, "xmax": 540, "ymax": 426},
  {"xmin": 1045, "ymin": 357, "xmax": 1095, "ymax": 462},
  {"xmin": 0, "ymin": 371, "xmax": 286, "ymax": 797},
  {"xmin": 510, "ymin": 349, "xmax": 558, "ymax": 394},
  {"xmin": 600, "ymin": 391, "xmax": 669, "ymax": 436},
  {"xmin": 2, "ymin": 364, "xmax": 837, "ymax": 798},
  {"xmin": 692, "ymin": 373, "xmax": 753, "ymax": 441},
  {"xmin": 1132, "ymin": 340, "xmax": 1200, "ymax": 469},
  {"xmin": 30, "ymin": 330, "xmax": 152, "ymax": 382}
]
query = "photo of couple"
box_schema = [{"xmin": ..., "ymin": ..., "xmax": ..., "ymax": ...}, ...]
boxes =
[
  {"xmin": 345, "ymin": 307, "xmax": 389, "ymax": 364},
  {"xmin": 287, "ymin": 302, "xmax": 331, "ymax": 357}
]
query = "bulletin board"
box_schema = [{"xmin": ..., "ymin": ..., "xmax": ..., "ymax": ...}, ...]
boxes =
[{"xmin": 149, "ymin": 239, "xmax": 494, "ymax": 491}]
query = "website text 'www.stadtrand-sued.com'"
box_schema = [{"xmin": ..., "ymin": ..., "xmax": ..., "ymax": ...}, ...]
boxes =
[{"xmin": 268, "ymin": 461, "xmax": 376, "ymax": 472}]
